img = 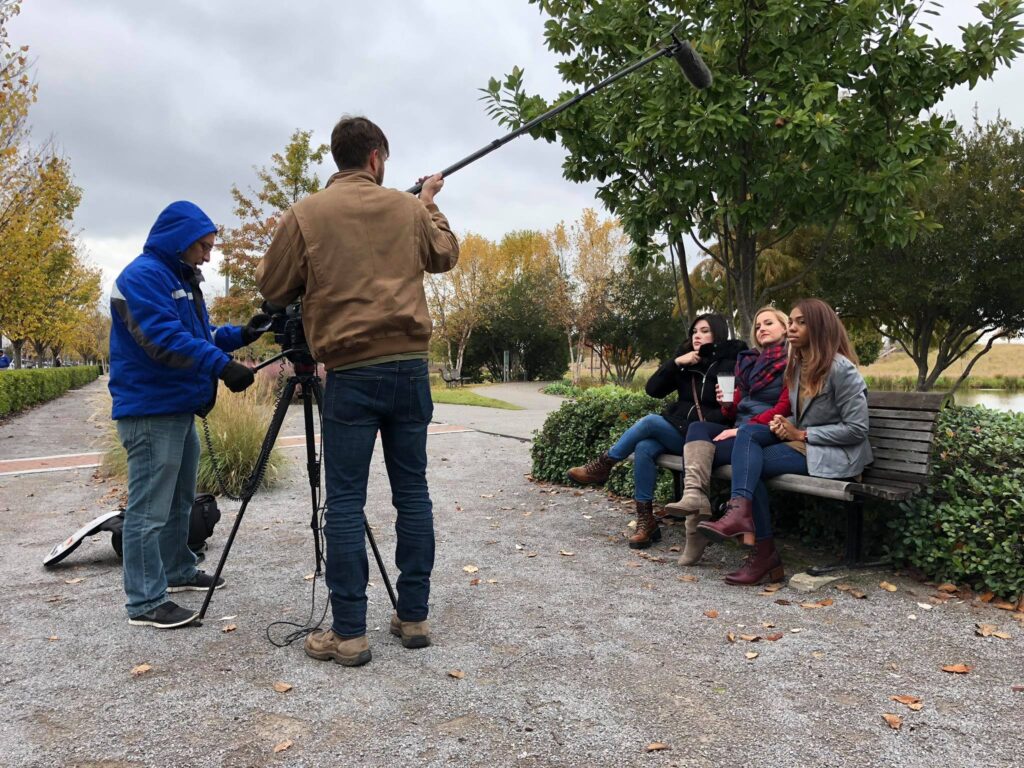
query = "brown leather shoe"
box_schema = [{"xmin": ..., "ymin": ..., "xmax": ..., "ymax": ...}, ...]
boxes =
[
  {"xmin": 724, "ymin": 538, "xmax": 784, "ymax": 585},
  {"xmin": 628, "ymin": 500, "xmax": 662, "ymax": 549},
  {"xmin": 304, "ymin": 629, "xmax": 371, "ymax": 666},
  {"xmin": 697, "ymin": 497, "xmax": 755, "ymax": 546},
  {"xmin": 390, "ymin": 613, "xmax": 431, "ymax": 648},
  {"xmin": 567, "ymin": 451, "xmax": 618, "ymax": 486}
]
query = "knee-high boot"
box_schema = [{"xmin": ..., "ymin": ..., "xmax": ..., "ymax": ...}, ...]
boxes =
[{"xmin": 661, "ymin": 441, "xmax": 716, "ymax": 518}]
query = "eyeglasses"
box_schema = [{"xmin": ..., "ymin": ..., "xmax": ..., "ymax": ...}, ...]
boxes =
[{"xmin": 198, "ymin": 241, "xmax": 215, "ymax": 253}]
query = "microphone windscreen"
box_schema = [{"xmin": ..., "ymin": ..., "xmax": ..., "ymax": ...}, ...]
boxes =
[{"xmin": 673, "ymin": 40, "xmax": 713, "ymax": 90}]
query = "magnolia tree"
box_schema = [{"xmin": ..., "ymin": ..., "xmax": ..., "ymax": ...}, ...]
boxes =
[{"xmin": 483, "ymin": 0, "xmax": 1024, "ymax": 338}]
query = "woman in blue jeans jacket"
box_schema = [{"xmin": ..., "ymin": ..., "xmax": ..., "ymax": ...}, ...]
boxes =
[
  {"xmin": 567, "ymin": 313, "xmax": 745, "ymax": 549},
  {"xmin": 698, "ymin": 299, "xmax": 873, "ymax": 585}
]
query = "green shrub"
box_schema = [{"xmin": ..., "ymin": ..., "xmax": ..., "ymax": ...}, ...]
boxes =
[
  {"xmin": 887, "ymin": 406, "xmax": 1024, "ymax": 599},
  {"xmin": 542, "ymin": 380, "xmax": 584, "ymax": 398},
  {"xmin": 0, "ymin": 366, "xmax": 102, "ymax": 416},
  {"xmin": 531, "ymin": 385, "xmax": 676, "ymax": 502}
]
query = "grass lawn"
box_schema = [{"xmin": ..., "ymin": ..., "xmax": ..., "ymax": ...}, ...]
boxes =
[
  {"xmin": 859, "ymin": 342, "xmax": 1024, "ymax": 380},
  {"xmin": 430, "ymin": 387, "xmax": 522, "ymax": 409}
]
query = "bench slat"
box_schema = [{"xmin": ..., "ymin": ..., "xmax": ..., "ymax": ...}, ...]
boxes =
[
  {"xmin": 870, "ymin": 437, "xmax": 934, "ymax": 453},
  {"xmin": 868, "ymin": 427, "xmax": 935, "ymax": 443},
  {"xmin": 847, "ymin": 482, "xmax": 918, "ymax": 501},
  {"xmin": 869, "ymin": 456, "xmax": 931, "ymax": 473},
  {"xmin": 871, "ymin": 447, "xmax": 932, "ymax": 466},
  {"xmin": 868, "ymin": 408, "xmax": 942, "ymax": 422},
  {"xmin": 863, "ymin": 467, "xmax": 930, "ymax": 485},
  {"xmin": 868, "ymin": 417, "xmax": 942, "ymax": 432},
  {"xmin": 867, "ymin": 391, "xmax": 948, "ymax": 410}
]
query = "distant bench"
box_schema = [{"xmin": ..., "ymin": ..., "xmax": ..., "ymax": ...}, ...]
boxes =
[
  {"xmin": 440, "ymin": 368, "xmax": 468, "ymax": 388},
  {"xmin": 653, "ymin": 391, "xmax": 948, "ymax": 573}
]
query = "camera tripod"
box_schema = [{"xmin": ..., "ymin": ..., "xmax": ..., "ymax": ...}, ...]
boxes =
[{"xmin": 198, "ymin": 356, "xmax": 396, "ymax": 621}]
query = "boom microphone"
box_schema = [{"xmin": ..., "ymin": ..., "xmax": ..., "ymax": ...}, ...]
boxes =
[{"xmin": 672, "ymin": 38, "xmax": 713, "ymax": 90}]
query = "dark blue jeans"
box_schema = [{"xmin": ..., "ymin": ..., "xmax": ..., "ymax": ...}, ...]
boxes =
[
  {"xmin": 730, "ymin": 424, "xmax": 807, "ymax": 540},
  {"xmin": 607, "ymin": 414, "xmax": 684, "ymax": 502},
  {"xmin": 684, "ymin": 421, "xmax": 736, "ymax": 468},
  {"xmin": 323, "ymin": 360, "xmax": 434, "ymax": 638}
]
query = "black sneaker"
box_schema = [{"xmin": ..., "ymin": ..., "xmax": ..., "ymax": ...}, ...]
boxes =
[
  {"xmin": 167, "ymin": 570, "xmax": 225, "ymax": 593},
  {"xmin": 128, "ymin": 600, "xmax": 199, "ymax": 629}
]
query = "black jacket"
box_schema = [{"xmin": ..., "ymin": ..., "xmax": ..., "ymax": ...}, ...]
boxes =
[{"xmin": 645, "ymin": 340, "xmax": 748, "ymax": 434}]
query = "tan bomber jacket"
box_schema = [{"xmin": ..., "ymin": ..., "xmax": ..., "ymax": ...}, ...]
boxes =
[{"xmin": 255, "ymin": 169, "xmax": 459, "ymax": 369}]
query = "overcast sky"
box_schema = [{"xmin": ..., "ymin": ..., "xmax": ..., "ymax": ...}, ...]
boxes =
[{"xmin": 10, "ymin": 1, "xmax": 1024, "ymax": 295}]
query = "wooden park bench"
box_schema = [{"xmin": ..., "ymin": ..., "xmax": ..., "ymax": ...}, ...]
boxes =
[
  {"xmin": 440, "ymin": 367, "xmax": 468, "ymax": 389},
  {"xmin": 654, "ymin": 390, "xmax": 948, "ymax": 574}
]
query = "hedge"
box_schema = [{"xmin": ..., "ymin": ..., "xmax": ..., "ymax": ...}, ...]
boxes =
[
  {"xmin": 532, "ymin": 386, "xmax": 1024, "ymax": 599},
  {"xmin": 0, "ymin": 366, "xmax": 102, "ymax": 417}
]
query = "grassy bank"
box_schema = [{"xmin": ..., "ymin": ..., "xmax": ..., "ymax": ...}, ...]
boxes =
[
  {"xmin": 860, "ymin": 343, "xmax": 1023, "ymax": 389},
  {"xmin": 430, "ymin": 387, "xmax": 522, "ymax": 409}
]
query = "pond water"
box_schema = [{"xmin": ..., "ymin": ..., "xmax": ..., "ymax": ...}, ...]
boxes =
[{"xmin": 954, "ymin": 390, "xmax": 1024, "ymax": 413}]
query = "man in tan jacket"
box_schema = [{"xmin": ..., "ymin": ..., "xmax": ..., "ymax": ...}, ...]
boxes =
[{"xmin": 256, "ymin": 116, "xmax": 458, "ymax": 666}]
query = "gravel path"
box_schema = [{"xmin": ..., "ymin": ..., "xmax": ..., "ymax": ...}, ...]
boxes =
[{"xmin": 0, "ymin": 381, "xmax": 1020, "ymax": 767}]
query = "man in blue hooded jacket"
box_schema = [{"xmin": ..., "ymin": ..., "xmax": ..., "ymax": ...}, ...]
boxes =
[{"xmin": 110, "ymin": 201, "xmax": 265, "ymax": 629}]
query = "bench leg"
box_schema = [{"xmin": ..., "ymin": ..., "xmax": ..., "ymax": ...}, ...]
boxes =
[
  {"xmin": 672, "ymin": 470, "xmax": 682, "ymax": 501},
  {"xmin": 806, "ymin": 498, "xmax": 889, "ymax": 575}
]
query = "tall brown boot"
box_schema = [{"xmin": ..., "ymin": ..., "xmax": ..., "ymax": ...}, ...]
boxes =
[
  {"xmin": 662, "ymin": 441, "xmax": 716, "ymax": 518},
  {"xmin": 567, "ymin": 451, "xmax": 618, "ymax": 486},
  {"xmin": 677, "ymin": 513, "xmax": 711, "ymax": 566},
  {"xmin": 723, "ymin": 538, "xmax": 784, "ymax": 585},
  {"xmin": 697, "ymin": 497, "xmax": 755, "ymax": 546},
  {"xmin": 628, "ymin": 500, "xmax": 662, "ymax": 549}
]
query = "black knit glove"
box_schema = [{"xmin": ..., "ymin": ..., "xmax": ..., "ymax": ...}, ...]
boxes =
[
  {"xmin": 219, "ymin": 361, "xmax": 255, "ymax": 393},
  {"xmin": 241, "ymin": 313, "xmax": 272, "ymax": 345}
]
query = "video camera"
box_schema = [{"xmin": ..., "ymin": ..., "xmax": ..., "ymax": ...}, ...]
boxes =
[{"xmin": 253, "ymin": 301, "xmax": 315, "ymax": 369}]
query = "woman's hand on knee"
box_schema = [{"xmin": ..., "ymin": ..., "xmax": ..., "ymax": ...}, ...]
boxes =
[{"xmin": 713, "ymin": 428, "xmax": 738, "ymax": 442}]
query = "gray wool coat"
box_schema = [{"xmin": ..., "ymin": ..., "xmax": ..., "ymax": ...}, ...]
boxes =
[{"xmin": 790, "ymin": 355, "xmax": 873, "ymax": 479}]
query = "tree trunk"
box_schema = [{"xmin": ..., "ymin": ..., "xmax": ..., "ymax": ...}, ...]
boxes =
[
  {"xmin": 671, "ymin": 235, "xmax": 696, "ymax": 327},
  {"xmin": 13, "ymin": 339, "xmax": 24, "ymax": 369}
]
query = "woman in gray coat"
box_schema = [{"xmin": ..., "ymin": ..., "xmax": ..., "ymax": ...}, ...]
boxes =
[{"xmin": 698, "ymin": 299, "xmax": 872, "ymax": 585}]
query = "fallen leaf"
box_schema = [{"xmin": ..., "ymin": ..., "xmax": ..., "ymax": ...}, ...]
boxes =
[
  {"xmin": 937, "ymin": 583, "xmax": 958, "ymax": 593},
  {"xmin": 44, "ymin": 596, "xmax": 61, "ymax": 603},
  {"xmin": 515, "ymin": 544, "xmax": 524, "ymax": 550},
  {"xmin": 273, "ymin": 739, "xmax": 293, "ymax": 753},
  {"xmin": 790, "ymin": 628, "xmax": 803, "ymax": 633},
  {"xmin": 976, "ymin": 623, "xmax": 998, "ymax": 637},
  {"xmin": 480, "ymin": 493, "xmax": 494, "ymax": 498},
  {"xmin": 726, "ymin": 632, "xmax": 736, "ymax": 643},
  {"xmin": 1012, "ymin": 685, "xmax": 1024, "ymax": 693},
  {"xmin": 890, "ymin": 695, "xmax": 923, "ymax": 711},
  {"xmin": 704, "ymin": 610, "xmax": 719, "ymax": 619},
  {"xmin": 916, "ymin": 602, "xmax": 933, "ymax": 611},
  {"xmin": 669, "ymin": 545, "xmax": 681, "ymax": 553},
  {"xmin": 626, "ymin": 561, "xmax": 641, "ymax": 568},
  {"xmin": 835, "ymin": 583, "xmax": 853, "ymax": 592},
  {"xmin": 678, "ymin": 574, "xmax": 698, "ymax": 582},
  {"xmin": 646, "ymin": 743, "xmax": 670, "ymax": 752},
  {"xmin": 526, "ymin": 552, "xmax": 538, "ymax": 558},
  {"xmin": 448, "ymin": 669, "xmax": 465, "ymax": 679},
  {"xmin": 775, "ymin": 599, "xmax": 793, "ymax": 606},
  {"xmin": 219, "ymin": 615, "xmax": 237, "ymax": 621},
  {"xmin": 64, "ymin": 578, "xmax": 85, "ymax": 585},
  {"xmin": 818, "ymin": 598, "xmax": 834, "ymax": 607},
  {"xmin": 131, "ymin": 663, "xmax": 152, "ymax": 677},
  {"xmin": 978, "ymin": 591, "xmax": 995, "ymax": 603},
  {"xmin": 462, "ymin": 565, "xmax": 479, "ymax": 574},
  {"xmin": 882, "ymin": 713, "xmax": 903, "ymax": 731},
  {"xmin": 486, "ymin": 579, "xmax": 498, "ymax": 584},
  {"xmin": 739, "ymin": 634, "xmax": 760, "ymax": 642},
  {"xmin": 303, "ymin": 573, "xmax": 315, "ymax": 581},
  {"xmin": 760, "ymin": 622, "xmax": 776, "ymax": 629},
  {"xmin": 992, "ymin": 631, "xmax": 1012, "ymax": 640},
  {"xmin": 812, "ymin": 651, "xmax": 826, "ymax": 659},
  {"xmin": 761, "ymin": 582, "xmax": 783, "ymax": 593},
  {"xmin": 994, "ymin": 601, "xmax": 1017, "ymax": 611},
  {"xmin": 745, "ymin": 652, "xmax": 759, "ymax": 660},
  {"xmin": 799, "ymin": 602, "xmax": 825, "ymax": 609},
  {"xmin": 273, "ymin": 682, "xmax": 293, "ymax": 693},
  {"xmin": 559, "ymin": 550, "xmax": 575, "ymax": 557},
  {"xmin": 941, "ymin": 664, "xmax": 972, "ymax": 674},
  {"xmin": 222, "ymin": 624, "xmax": 237, "ymax": 633},
  {"xmin": 849, "ymin": 590, "xmax": 867, "ymax": 599},
  {"xmin": 627, "ymin": 519, "xmax": 637, "ymax": 530},
  {"xmin": 765, "ymin": 633, "xmax": 784, "ymax": 642},
  {"xmin": 47, "ymin": 635, "xmax": 58, "ymax": 641},
  {"xmin": 879, "ymin": 581, "xmax": 898, "ymax": 593},
  {"xmin": 469, "ymin": 578, "xmax": 481, "ymax": 586}
]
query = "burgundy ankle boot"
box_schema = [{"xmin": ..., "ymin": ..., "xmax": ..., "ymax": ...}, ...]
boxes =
[
  {"xmin": 724, "ymin": 538, "xmax": 784, "ymax": 585},
  {"xmin": 696, "ymin": 497, "xmax": 755, "ymax": 546}
]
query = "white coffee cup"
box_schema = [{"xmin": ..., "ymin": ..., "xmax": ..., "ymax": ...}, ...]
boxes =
[{"xmin": 718, "ymin": 374, "xmax": 735, "ymax": 401}]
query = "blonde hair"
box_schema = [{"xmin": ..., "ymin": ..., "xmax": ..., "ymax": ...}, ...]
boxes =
[{"xmin": 749, "ymin": 306, "xmax": 790, "ymax": 349}]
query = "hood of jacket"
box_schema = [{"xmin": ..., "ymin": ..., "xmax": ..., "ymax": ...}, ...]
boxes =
[{"xmin": 142, "ymin": 201, "xmax": 216, "ymax": 271}]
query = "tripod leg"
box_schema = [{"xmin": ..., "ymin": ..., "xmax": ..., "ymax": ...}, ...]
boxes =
[
  {"xmin": 300, "ymin": 380, "xmax": 323, "ymax": 573},
  {"xmin": 310, "ymin": 376, "xmax": 397, "ymax": 610},
  {"xmin": 198, "ymin": 377, "xmax": 297, "ymax": 620}
]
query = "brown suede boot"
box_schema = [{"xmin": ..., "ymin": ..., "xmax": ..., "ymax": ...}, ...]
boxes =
[
  {"xmin": 662, "ymin": 441, "xmax": 716, "ymax": 518},
  {"xmin": 390, "ymin": 613, "xmax": 431, "ymax": 649},
  {"xmin": 567, "ymin": 451, "xmax": 618, "ymax": 486},
  {"xmin": 628, "ymin": 500, "xmax": 662, "ymax": 549},
  {"xmin": 677, "ymin": 513, "xmax": 711, "ymax": 566},
  {"xmin": 723, "ymin": 538, "xmax": 784, "ymax": 585},
  {"xmin": 303, "ymin": 630, "xmax": 371, "ymax": 666},
  {"xmin": 697, "ymin": 497, "xmax": 755, "ymax": 546}
]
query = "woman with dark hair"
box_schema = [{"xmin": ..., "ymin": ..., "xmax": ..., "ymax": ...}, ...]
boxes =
[
  {"xmin": 698, "ymin": 299, "xmax": 873, "ymax": 585},
  {"xmin": 568, "ymin": 313, "xmax": 745, "ymax": 549},
  {"xmin": 662, "ymin": 305, "xmax": 791, "ymax": 567}
]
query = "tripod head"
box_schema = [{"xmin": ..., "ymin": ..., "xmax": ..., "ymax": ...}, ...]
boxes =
[{"xmin": 252, "ymin": 301, "xmax": 317, "ymax": 373}]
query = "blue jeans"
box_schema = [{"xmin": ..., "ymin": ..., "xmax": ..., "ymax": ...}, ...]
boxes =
[
  {"xmin": 117, "ymin": 414, "xmax": 200, "ymax": 617},
  {"xmin": 730, "ymin": 424, "xmax": 808, "ymax": 540},
  {"xmin": 608, "ymin": 414, "xmax": 684, "ymax": 502},
  {"xmin": 323, "ymin": 360, "xmax": 434, "ymax": 638},
  {"xmin": 684, "ymin": 421, "xmax": 736, "ymax": 468}
]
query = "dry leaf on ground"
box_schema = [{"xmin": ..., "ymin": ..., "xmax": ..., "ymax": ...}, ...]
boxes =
[
  {"xmin": 739, "ymin": 634, "xmax": 760, "ymax": 642},
  {"xmin": 462, "ymin": 565, "xmax": 479, "ymax": 574},
  {"xmin": 761, "ymin": 582, "xmax": 783, "ymax": 593},
  {"xmin": 646, "ymin": 743, "xmax": 670, "ymax": 752},
  {"xmin": 835, "ymin": 583, "xmax": 853, "ymax": 592},
  {"xmin": 937, "ymin": 583, "xmax": 958, "ymax": 593},
  {"xmin": 47, "ymin": 635, "xmax": 58, "ymax": 641},
  {"xmin": 765, "ymin": 633, "xmax": 784, "ymax": 642},
  {"xmin": 942, "ymin": 664, "xmax": 973, "ymax": 674},
  {"xmin": 993, "ymin": 630, "xmax": 1012, "ymax": 639},
  {"xmin": 303, "ymin": 573, "xmax": 315, "ymax": 581},
  {"xmin": 448, "ymin": 669, "xmax": 466, "ymax": 679},
  {"xmin": 273, "ymin": 682, "xmax": 293, "ymax": 693},
  {"xmin": 222, "ymin": 624, "xmax": 237, "ymax": 633},
  {"xmin": 273, "ymin": 739, "xmax": 293, "ymax": 753},
  {"xmin": 976, "ymin": 623, "xmax": 998, "ymax": 637},
  {"xmin": 131, "ymin": 663, "xmax": 152, "ymax": 677},
  {"xmin": 994, "ymin": 601, "xmax": 1017, "ymax": 611},
  {"xmin": 704, "ymin": 610, "xmax": 719, "ymax": 619},
  {"xmin": 978, "ymin": 591, "xmax": 995, "ymax": 603},
  {"xmin": 726, "ymin": 632, "xmax": 736, "ymax": 643},
  {"xmin": 679, "ymin": 574, "xmax": 698, "ymax": 582},
  {"xmin": 890, "ymin": 695, "xmax": 923, "ymax": 711},
  {"xmin": 882, "ymin": 713, "xmax": 903, "ymax": 731},
  {"xmin": 559, "ymin": 550, "xmax": 575, "ymax": 557},
  {"xmin": 848, "ymin": 589, "xmax": 867, "ymax": 599},
  {"xmin": 64, "ymin": 578, "xmax": 85, "ymax": 585},
  {"xmin": 745, "ymin": 652, "xmax": 759, "ymax": 660},
  {"xmin": 469, "ymin": 578, "xmax": 481, "ymax": 586},
  {"xmin": 879, "ymin": 581, "xmax": 898, "ymax": 592}
]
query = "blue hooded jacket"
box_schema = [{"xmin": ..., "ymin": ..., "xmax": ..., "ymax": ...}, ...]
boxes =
[{"xmin": 108, "ymin": 201, "xmax": 244, "ymax": 419}]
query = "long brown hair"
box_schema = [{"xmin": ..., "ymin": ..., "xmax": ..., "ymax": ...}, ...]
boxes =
[{"xmin": 785, "ymin": 298, "xmax": 858, "ymax": 395}]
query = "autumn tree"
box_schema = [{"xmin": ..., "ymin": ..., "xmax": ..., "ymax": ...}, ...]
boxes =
[
  {"xmin": 213, "ymin": 129, "xmax": 328, "ymax": 324},
  {"xmin": 484, "ymin": 0, "xmax": 1024, "ymax": 339}
]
